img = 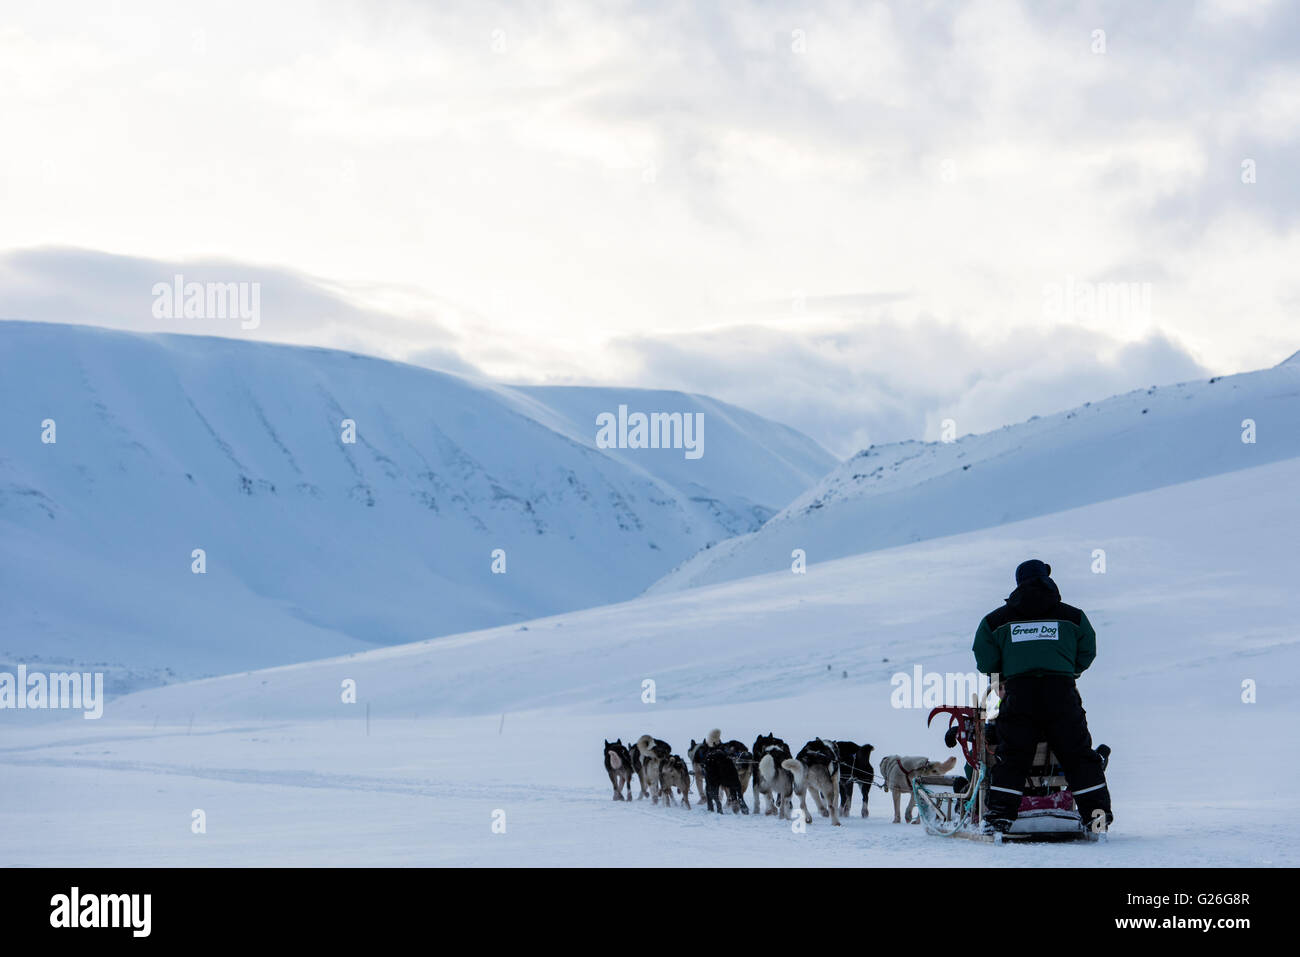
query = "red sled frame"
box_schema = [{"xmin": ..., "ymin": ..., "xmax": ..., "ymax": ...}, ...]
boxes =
[{"xmin": 913, "ymin": 686, "xmax": 1108, "ymax": 844}]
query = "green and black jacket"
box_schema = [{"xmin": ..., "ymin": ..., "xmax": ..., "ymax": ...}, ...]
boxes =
[{"xmin": 972, "ymin": 578, "xmax": 1096, "ymax": 679}]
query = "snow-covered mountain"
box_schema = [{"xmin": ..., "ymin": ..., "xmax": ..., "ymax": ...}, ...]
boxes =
[
  {"xmin": 650, "ymin": 356, "xmax": 1300, "ymax": 593},
  {"xmin": 0, "ymin": 321, "xmax": 835, "ymax": 686}
]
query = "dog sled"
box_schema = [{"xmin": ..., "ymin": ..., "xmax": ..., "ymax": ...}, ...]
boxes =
[{"xmin": 911, "ymin": 688, "xmax": 1108, "ymax": 844}]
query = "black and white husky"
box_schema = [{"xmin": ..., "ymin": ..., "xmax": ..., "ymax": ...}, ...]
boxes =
[
  {"xmin": 751, "ymin": 732, "xmax": 795, "ymax": 818},
  {"xmin": 722, "ymin": 738, "xmax": 754, "ymax": 795},
  {"xmin": 604, "ymin": 739, "xmax": 634, "ymax": 801},
  {"xmin": 635, "ymin": 734, "xmax": 673, "ymax": 804},
  {"xmin": 783, "ymin": 738, "xmax": 843, "ymax": 826},
  {"xmin": 688, "ymin": 729, "xmax": 724, "ymax": 802},
  {"xmin": 834, "ymin": 741, "xmax": 875, "ymax": 817},
  {"xmin": 700, "ymin": 741, "xmax": 750, "ymax": 814}
]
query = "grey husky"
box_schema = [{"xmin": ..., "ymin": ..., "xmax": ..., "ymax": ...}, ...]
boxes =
[{"xmin": 879, "ymin": 754, "xmax": 957, "ymax": 823}]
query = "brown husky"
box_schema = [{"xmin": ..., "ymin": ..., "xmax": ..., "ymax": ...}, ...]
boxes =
[{"xmin": 658, "ymin": 754, "xmax": 693, "ymax": 809}]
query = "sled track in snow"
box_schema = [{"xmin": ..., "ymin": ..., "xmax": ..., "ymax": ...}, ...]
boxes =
[{"xmin": 0, "ymin": 756, "xmax": 579, "ymax": 804}]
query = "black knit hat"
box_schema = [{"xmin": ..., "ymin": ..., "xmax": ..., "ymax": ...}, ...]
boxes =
[{"xmin": 1014, "ymin": 559, "xmax": 1052, "ymax": 585}]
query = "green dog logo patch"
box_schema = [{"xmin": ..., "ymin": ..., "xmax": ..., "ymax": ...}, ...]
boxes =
[{"xmin": 1009, "ymin": 621, "xmax": 1060, "ymax": 642}]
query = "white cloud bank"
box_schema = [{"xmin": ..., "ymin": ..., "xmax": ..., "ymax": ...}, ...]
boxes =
[{"xmin": 1, "ymin": 1, "xmax": 1297, "ymax": 454}]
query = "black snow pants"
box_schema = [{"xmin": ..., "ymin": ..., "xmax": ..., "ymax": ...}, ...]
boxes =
[{"xmin": 987, "ymin": 675, "xmax": 1112, "ymax": 825}]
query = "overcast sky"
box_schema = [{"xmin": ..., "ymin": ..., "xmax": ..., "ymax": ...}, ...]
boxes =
[{"xmin": 2, "ymin": 0, "xmax": 1297, "ymax": 456}]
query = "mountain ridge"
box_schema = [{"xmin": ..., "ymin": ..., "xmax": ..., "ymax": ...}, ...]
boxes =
[
  {"xmin": 0, "ymin": 320, "xmax": 836, "ymax": 687},
  {"xmin": 650, "ymin": 357, "xmax": 1300, "ymax": 593}
]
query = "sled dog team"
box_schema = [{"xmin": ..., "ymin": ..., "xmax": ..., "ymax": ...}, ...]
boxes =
[{"xmin": 603, "ymin": 730, "xmax": 956, "ymax": 825}]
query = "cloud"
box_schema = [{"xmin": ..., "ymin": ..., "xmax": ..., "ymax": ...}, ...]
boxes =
[
  {"xmin": 0, "ymin": 2, "xmax": 1296, "ymax": 453},
  {"xmin": 0, "ymin": 246, "xmax": 1233, "ymax": 460},
  {"xmin": 0, "ymin": 247, "xmax": 480, "ymax": 375},
  {"xmin": 606, "ymin": 317, "xmax": 1209, "ymax": 457},
  {"xmin": 2, "ymin": 2, "xmax": 1297, "ymax": 367}
]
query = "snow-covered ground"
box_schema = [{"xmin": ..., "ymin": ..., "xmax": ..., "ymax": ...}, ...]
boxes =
[
  {"xmin": 3, "ymin": 456, "xmax": 1295, "ymax": 866},
  {"xmin": 0, "ymin": 321, "xmax": 834, "ymax": 687}
]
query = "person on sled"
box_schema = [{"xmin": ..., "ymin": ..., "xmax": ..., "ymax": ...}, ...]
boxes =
[{"xmin": 972, "ymin": 559, "xmax": 1113, "ymax": 833}]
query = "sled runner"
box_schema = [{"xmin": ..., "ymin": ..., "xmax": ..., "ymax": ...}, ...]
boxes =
[{"xmin": 912, "ymin": 688, "xmax": 1108, "ymax": 844}]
